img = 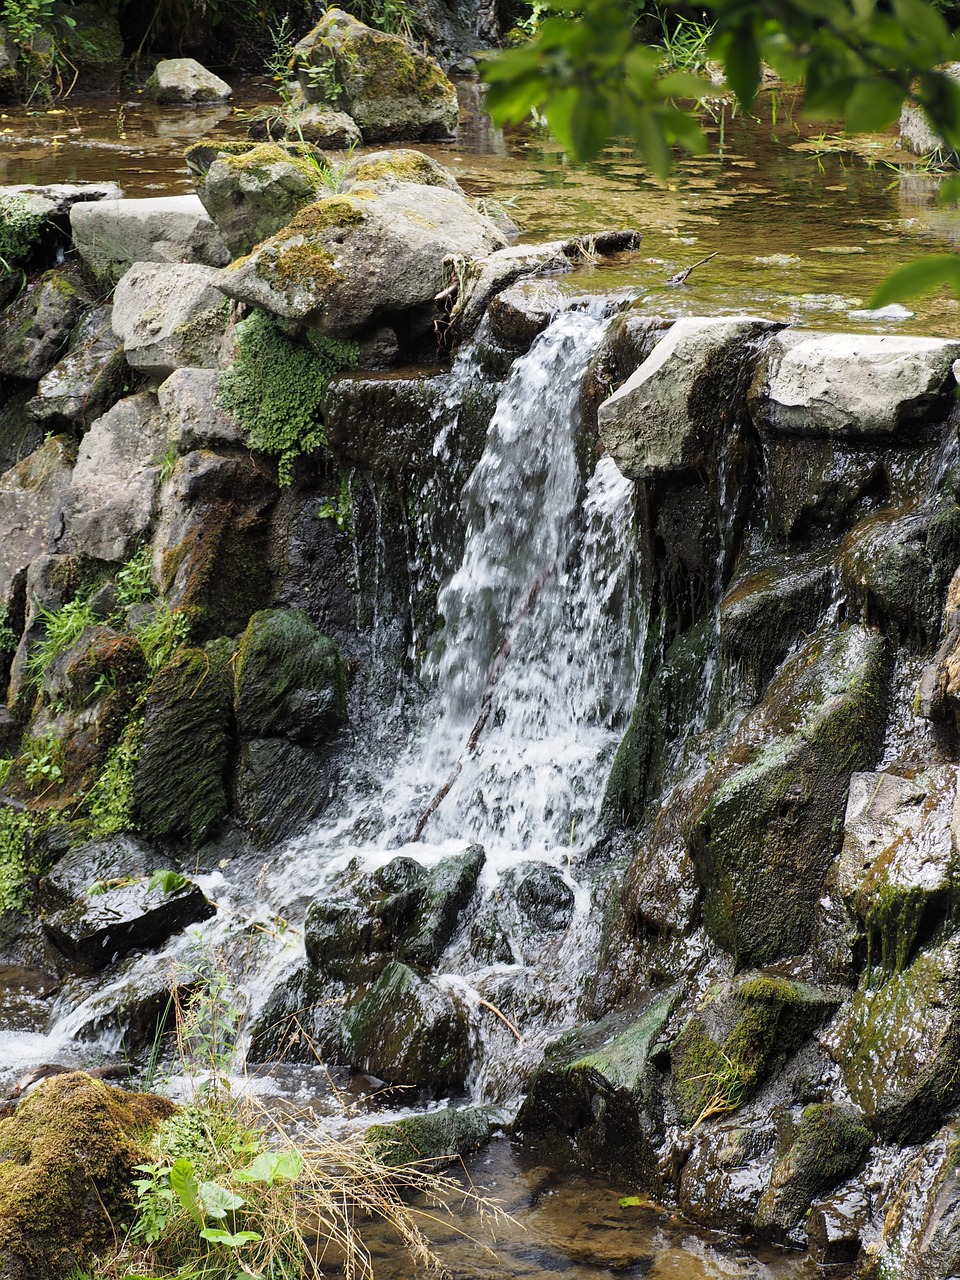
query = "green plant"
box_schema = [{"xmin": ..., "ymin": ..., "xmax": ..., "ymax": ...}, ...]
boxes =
[
  {"xmin": 0, "ymin": 0, "xmax": 53, "ymax": 47},
  {"xmin": 315, "ymin": 137, "xmax": 359, "ymax": 192},
  {"xmin": 85, "ymin": 715, "xmax": 143, "ymax": 837},
  {"xmin": 0, "ymin": 604, "xmax": 18, "ymax": 657},
  {"xmin": 19, "ymin": 731, "xmax": 64, "ymax": 790},
  {"xmin": 114, "ymin": 545, "xmax": 155, "ymax": 609},
  {"xmin": 0, "ymin": 759, "xmax": 12, "ymax": 790},
  {"xmin": 0, "ymin": 807, "xmax": 37, "ymax": 914},
  {"xmin": 147, "ymin": 868, "xmax": 190, "ymax": 895},
  {"xmin": 655, "ymin": 12, "xmax": 716, "ymax": 70},
  {"xmin": 26, "ymin": 596, "xmax": 97, "ymax": 689},
  {"xmin": 264, "ymin": 11, "xmax": 297, "ymax": 106},
  {"xmin": 135, "ymin": 604, "xmax": 191, "ymax": 673},
  {"xmin": 317, "ymin": 476, "xmax": 354, "ymax": 531},
  {"xmin": 217, "ymin": 310, "xmax": 358, "ymax": 486},
  {"xmin": 0, "ymin": 192, "xmax": 45, "ymax": 271}
]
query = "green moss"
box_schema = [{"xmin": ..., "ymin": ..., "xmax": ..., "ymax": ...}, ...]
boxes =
[
  {"xmin": 272, "ymin": 240, "xmax": 339, "ymax": 288},
  {"xmin": 349, "ymin": 150, "xmax": 450, "ymax": 186},
  {"xmin": 234, "ymin": 608, "xmax": 346, "ymax": 738},
  {"xmin": 0, "ymin": 191, "xmax": 45, "ymax": 267},
  {"xmin": 284, "ymin": 196, "xmax": 365, "ymax": 235},
  {"xmin": 366, "ymin": 1106, "xmax": 499, "ymax": 1167},
  {"xmin": 217, "ymin": 309, "xmax": 357, "ymax": 485},
  {"xmin": 0, "ymin": 806, "xmax": 40, "ymax": 916}
]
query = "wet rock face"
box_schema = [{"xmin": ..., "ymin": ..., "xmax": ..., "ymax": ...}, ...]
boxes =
[{"xmin": 872, "ymin": 1121, "xmax": 960, "ymax": 1280}]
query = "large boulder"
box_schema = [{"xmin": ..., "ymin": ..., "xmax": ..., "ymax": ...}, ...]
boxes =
[
  {"xmin": 26, "ymin": 305, "xmax": 127, "ymax": 432},
  {"xmin": 216, "ymin": 187, "xmax": 505, "ymax": 336},
  {"xmin": 0, "ymin": 270, "xmax": 87, "ymax": 381},
  {"xmin": 112, "ymin": 262, "xmax": 229, "ymax": 377},
  {"xmin": 233, "ymin": 608, "xmax": 346, "ymax": 741},
  {"xmin": 60, "ymin": 393, "xmax": 166, "ymax": 562},
  {"xmin": 70, "ymin": 195, "xmax": 230, "ymax": 286},
  {"xmin": 290, "ymin": 9, "xmax": 458, "ymax": 142},
  {"xmin": 0, "ymin": 1072, "xmax": 173, "ymax": 1280},
  {"xmin": 193, "ymin": 142, "xmax": 324, "ymax": 257},
  {"xmin": 686, "ymin": 624, "xmax": 889, "ymax": 968},
  {"xmin": 144, "ymin": 57, "xmax": 232, "ymax": 103},
  {"xmin": 597, "ymin": 316, "xmax": 777, "ymax": 480},
  {"xmin": 749, "ymin": 330, "xmax": 960, "ymax": 437}
]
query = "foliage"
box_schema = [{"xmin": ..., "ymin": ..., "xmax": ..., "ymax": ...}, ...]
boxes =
[
  {"xmin": 0, "ymin": 192, "xmax": 46, "ymax": 271},
  {"xmin": 0, "ymin": 0, "xmax": 54, "ymax": 46},
  {"xmin": 26, "ymin": 596, "xmax": 96, "ymax": 689},
  {"xmin": 655, "ymin": 12, "xmax": 715, "ymax": 71},
  {"xmin": 19, "ymin": 731, "xmax": 64, "ymax": 790},
  {"xmin": 147, "ymin": 868, "xmax": 190, "ymax": 895},
  {"xmin": 86, "ymin": 716, "xmax": 143, "ymax": 837},
  {"xmin": 0, "ymin": 806, "xmax": 37, "ymax": 914},
  {"xmin": 114, "ymin": 545, "xmax": 155, "ymax": 610},
  {"xmin": 0, "ymin": 604, "xmax": 18, "ymax": 657},
  {"xmin": 134, "ymin": 603, "xmax": 191, "ymax": 673},
  {"xmin": 217, "ymin": 309, "xmax": 358, "ymax": 486}
]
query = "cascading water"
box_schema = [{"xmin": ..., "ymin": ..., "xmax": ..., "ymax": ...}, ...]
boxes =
[{"xmin": 24, "ymin": 304, "xmax": 646, "ymax": 1110}]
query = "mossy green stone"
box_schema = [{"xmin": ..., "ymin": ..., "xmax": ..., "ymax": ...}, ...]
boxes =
[{"xmin": 234, "ymin": 608, "xmax": 346, "ymax": 741}]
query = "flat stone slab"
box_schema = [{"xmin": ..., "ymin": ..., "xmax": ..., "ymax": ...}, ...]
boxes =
[
  {"xmin": 70, "ymin": 194, "xmax": 230, "ymax": 286},
  {"xmin": 749, "ymin": 330, "xmax": 960, "ymax": 437}
]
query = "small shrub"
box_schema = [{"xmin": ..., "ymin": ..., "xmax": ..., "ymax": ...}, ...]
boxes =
[
  {"xmin": 0, "ymin": 603, "xmax": 18, "ymax": 657},
  {"xmin": 217, "ymin": 309, "xmax": 358, "ymax": 486},
  {"xmin": 134, "ymin": 604, "xmax": 191, "ymax": 673},
  {"xmin": 114, "ymin": 545, "xmax": 155, "ymax": 609},
  {"xmin": 19, "ymin": 730, "xmax": 64, "ymax": 790}
]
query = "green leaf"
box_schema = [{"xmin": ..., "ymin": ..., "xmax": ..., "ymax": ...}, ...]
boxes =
[
  {"xmin": 618, "ymin": 1195, "xmax": 645, "ymax": 1207},
  {"xmin": 720, "ymin": 27, "xmax": 760, "ymax": 110},
  {"xmin": 147, "ymin": 869, "xmax": 189, "ymax": 895},
  {"xmin": 199, "ymin": 1227, "xmax": 263, "ymax": 1247},
  {"xmin": 169, "ymin": 1157, "xmax": 201, "ymax": 1226},
  {"xmin": 844, "ymin": 80, "xmax": 906, "ymax": 132},
  {"xmin": 237, "ymin": 1150, "xmax": 304, "ymax": 1184},
  {"xmin": 199, "ymin": 1180, "xmax": 245, "ymax": 1219},
  {"xmin": 869, "ymin": 253, "xmax": 960, "ymax": 307}
]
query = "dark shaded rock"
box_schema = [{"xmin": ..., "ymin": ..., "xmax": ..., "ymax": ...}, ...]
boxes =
[
  {"xmin": 0, "ymin": 271, "xmax": 86, "ymax": 381},
  {"xmin": 234, "ymin": 608, "xmax": 346, "ymax": 741},
  {"xmin": 26, "ymin": 305, "xmax": 127, "ymax": 434},
  {"xmin": 502, "ymin": 861, "xmax": 574, "ymax": 933},
  {"xmin": 132, "ymin": 640, "xmax": 235, "ymax": 846},
  {"xmin": 0, "ymin": 380, "xmax": 43, "ymax": 475},
  {"xmin": 0, "ymin": 1072, "xmax": 173, "ymax": 1280},
  {"xmin": 366, "ymin": 1104, "xmax": 504, "ymax": 1167},
  {"xmin": 43, "ymin": 838, "xmax": 214, "ymax": 970},
  {"xmin": 342, "ymin": 960, "xmax": 472, "ymax": 1092},
  {"xmin": 762, "ymin": 434, "xmax": 891, "ymax": 543},
  {"xmin": 678, "ymin": 1119, "xmax": 777, "ymax": 1233},
  {"xmin": 233, "ymin": 736, "xmax": 341, "ymax": 846},
  {"xmin": 806, "ymin": 1184, "xmax": 870, "ymax": 1265},
  {"xmin": 687, "ymin": 625, "xmax": 889, "ymax": 968}
]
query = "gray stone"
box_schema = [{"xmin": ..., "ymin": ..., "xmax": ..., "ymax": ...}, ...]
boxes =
[
  {"xmin": 597, "ymin": 316, "xmax": 776, "ymax": 480},
  {"xmin": 144, "ymin": 57, "xmax": 232, "ymax": 104},
  {"xmin": 291, "ymin": 9, "xmax": 458, "ymax": 143},
  {"xmin": 195, "ymin": 144, "xmax": 324, "ymax": 257},
  {"xmin": 61, "ymin": 393, "xmax": 167, "ymax": 562},
  {"xmin": 70, "ymin": 194, "xmax": 230, "ymax": 286},
  {"xmin": 446, "ymin": 241, "xmax": 573, "ymax": 344},
  {"xmin": 156, "ymin": 367, "xmax": 243, "ymax": 452},
  {"xmin": 0, "ymin": 182, "xmax": 122, "ymax": 218},
  {"xmin": 27, "ymin": 305, "xmax": 127, "ymax": 432},
  {"xmin": 0, "ymin": 270, "xmax": 87, "ymax": 381},
  {"xmin": 216, "ymin": 185, "xmax": 504, "ymax": 336},
  {"xmin": 749, "ymin": 329, "xmax": 960, "ymax": 437},
  {"xmin": 256, "ymin": 105, "xmax": 361, "ymax": 148},
  {"xmin": 112, "ymin": 262, "xmax": 229, "ymax": 378},
  {"xmin": 343, "ymin": 147, "xmax": 466, "ymax": 194},
  {"xmin": 870, "ymin": 1121, "xmax": 960, "ymax": 1280},
  {"xmin": 0, "ymin": 438, "xmax": 75, "ymax": 609},
  {"xmin": 0, "ymin": 22, "xmax": 17, "ymax": 73},
  {"xmin": 900, "ymin": 65, "xmax": 960, "ymax": 156}
]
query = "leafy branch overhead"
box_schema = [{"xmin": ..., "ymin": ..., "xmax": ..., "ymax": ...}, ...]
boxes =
[{"xmin": 483, "ymin": 0, "xmax": 960, "ymax": 302}]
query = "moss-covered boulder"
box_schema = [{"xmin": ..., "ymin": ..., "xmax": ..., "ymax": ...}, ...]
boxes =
[
  {"xmin": 194, "ymin": 142, "xmax": 325, "ymax": 257},
  {"xmin": 52, "ymin": 2, "xmax": 122, "ymax": 85},
  {"xmin": 342, "ymin": 960, "xmax": 473, "ymax": 1093},
  {"xmin": 671, "ymin": 973, "xmax": 838, "ymax": 1128},
  {"xmin": 366, "ymin": 1104, "xmax": 504, "ymax": 1167},
  {"xmin": 132, "ymin": 639, "xmax": 235, "ymax": 846},
  {"xmin": 290, "ymin": 9, "xmax": 458, "ymax": 142},
  {"xmin": 514, "ymin": 990, "xmax": 677, "ymax": 1181},
  {"xmin": 343, "ymin": 147, "xmax": 465, "ymax": 194},
  {"xmin": 687, "ymin": 624, "xmax": 889, "ymax": 968},
  {"xmin": 822, "ymin": 937, "xmax": 960, "ymax": 1143},
  {"xmin": 0, "ymin": 1071, "xmax": 173, "ymax": 1280},
  {"xmin": 234, "ymin": 608, "xmax": 346, "ymax": 741},
  {"xmin": 755, "ymin": 1103, "xmax": 871, "ymax": 1237}
]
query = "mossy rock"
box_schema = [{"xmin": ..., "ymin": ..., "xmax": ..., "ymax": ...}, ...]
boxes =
[
  {"xmin": 132, "ymin": 638, "xmax": 234, "ymax": 846},
  {"xmin": 671, "ymin": 973, "xmax": 838, "ymax": 1127},
  {"xmin": 195, "ymin": 143, "xmax": 325, "ymax": 258},
  {"xmin": 515, "ymin": 989, "xmax": 677, "ymax": 1181},
  {"xmin": 755, "ymin": 1103, "xmax": 871, "ymax": 1237},
  {"xmin": 342, "ymin": 960, "xmax": 472, "ymax": 1093},
  {"xmin": 53, "ymin": 2, "xmax": 122, "ymax": 78},
  {"xmin": 687, "ymin": 624, "xmax": 889, "ymax": 968},
  {"xmin": 0, "ymin": 1071, "xmax": 173, "ymax": 1280},
  {"xmin": 234, "ymin": 607, "xmax": 346, "ymax": 741},
  {"xmin": 822, "ymin": 937, "xmax": 960, "ymax": 1143},
  {"xmin": 344, "ymin": 148, "xmax": 463, "ymax": 193},
  {"xmin": 366, "ymin": 1105, "xmax": 504, "ymax": 1168},
  {"xmin": 233, "ymin": 736, "xmax": 341, "ymax": 846}
]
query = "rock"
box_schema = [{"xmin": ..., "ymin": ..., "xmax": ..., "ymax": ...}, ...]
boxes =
[
  {"xmin": 144, "ymin": 57, "xmax": 232, "ymax": 104},
  {"xmin": 70, "ymin": 195, "xmax": 230, "ymax": 286},
  {"xmin": 831, "ymin": 768, "xmax": 959, "ymax": 977},
  {"xmin": 43, "ymin": 837, "xmax": 214, "ymax": 969},
  {"xmin": 156, "ymin": 367, "xmax": 244, "ymax": 452},
  {"xmin": 253, "ymin": 104, "xmax": 361, "ymax": 148},
  {"xmin": 216, "ymin": 186, "xmax": 504, "ymax": 336},
  {"xmin": 487, "ymin": 281, "xmax": 562, "ymax": 351},
  {"xmin": 0, "ymin": 181, "xmax": 121, "ymax": 218},
  {"xmin": 754, "ymin": 1103, "xmax": 871, "ymax": 1236},
  {"xmin": 233, "ymin": 737, "xmax": 341, "ymax": 846},
  {"xmin": 53, "ymin": 2, "xmax": 123, "ymax": 84},
  {"xmin": 763, "ymin": 434, "xmax": 890, "ymax": 542},
  {"xmin": 0, "ymin": 1072, "xmax": 173, "ymax": 1280},
  {"xmin": 900, "ymin": 66, "xmax": 960, "ymax": 156},
  {"xmin": 870, "ymin": 1121, "xmax": 960, "ymax": 1280},
  {"xmin": 920, "ymin": 565, "xmax": 960, "ymax": 727},
  {"xmin": 304, "ymin": 847, "xmax": 484, "ymax": 979},
  {"xmin": 4, "ymin": 552, "xmax": 84, "ymax": 710},
  {"xmin": 0, "ymin": 270, "xmax": 87, "ymax": 381},
  {"xmin": 152, "ymin": 450, "xmax": 276, "ymax": 638},
  {"xmin": 61, "ymin": 393, "xmax": 166, "ymax": 562},
  {"xmin": 687, "ymin": 624, "xmax": 889, "ymax": 968},
  {"xmin": 515, "ymin": 990, "xmax": 677, "ymax": 1180},
  {"xmin": 233, "ymin": 608, "xmax": 346, "ymax": 740},
  {"xmin": 26, "ymin": 305, "xmax": 127, "ymax": 432},
  {"xmin": 366, "ymin": 1105, "xmax": 505, "ymax": 1167},
  {"xmin": 343, "ymin": 147, "xmax": 465, "ymax": 194},
  {"xmin": 194, "ymin": 142, "xmax": 325, "ymax": 257},
  {"xmin": 342, "ymin": 960, "xmax": 472, "ymax": 1092},
  {"xmin": 446, "ymin": 241, "xmax": 572, "ymax": 344},
  {"xmin": 291, "ymin": 9, "xmax": 458, "ymax": 142},
  {"xmin": 749, "ymin": 329, "xmax": 960, "ymax": 437},
  {"xmin": 112, "ymin": 262, "xmax": 229, "ymax": 377},
  {"xmin": 0, "ymin": 381, "xmax": 43, "ymax": 475},
  {"xmin": 677, "ymin": 1119, "xmax": 777, "ymax": 1233},
  {"xmin": 822, "ymin": 936, "xmax": 960, "ymax": 1142},
  {"xmin": 501, "ymin": 861, "xmax": 574, "ymax": 934},
  {"xmin": 671, "ymin": 973, "xmax": 838, "ymax": 1128},
  {"xmin": 133, "ymin": 640, "xmax": 235, "ymax": 846},
  {"xmin": 0, "ymin": 438, "xmax": 75, "ymax": 608},
  {"xmin": 597, "ymin": 316, "xmax": 777, "ymax": 481},
  {"xmin": 806, "ymin": 1184, "xmax": 870, "ymax": 1265}
]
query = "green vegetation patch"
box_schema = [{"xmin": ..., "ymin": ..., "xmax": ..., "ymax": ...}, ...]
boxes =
[{"xmin": 0, "ymin": 190, "xmax": 46, "ymax": 268}]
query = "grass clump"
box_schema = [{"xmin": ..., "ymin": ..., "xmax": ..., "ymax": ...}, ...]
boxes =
[
  {"xmin": 134, "ymin": 603, "xmax": 192, "ymax": 674},
  {"xmin": 26, "ymin": 596, "xmax": 96, "ymax": 689},
  {"xmin": 217, "ymin": 309, "xmax": 357, "ymax": 486}
]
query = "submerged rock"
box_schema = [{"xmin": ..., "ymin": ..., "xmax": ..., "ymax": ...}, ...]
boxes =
[
  {"xmin": 366, "ymin": 1104, "xmax": 505, "ymax": 1167},
  {"xmin": 291, "ymin": 9, "xmax": 458, "ymax": 142},
  {"xmin": 0, "ymin": 1072, "xmax": 173, "ymax": 1280},
  {"xmin": 70, "ymin": 194, "xmax": 230, "ymax": 286},
  {"xmin": 144, "ymin": 57, "xmax": 232, "ymax": 103}
]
